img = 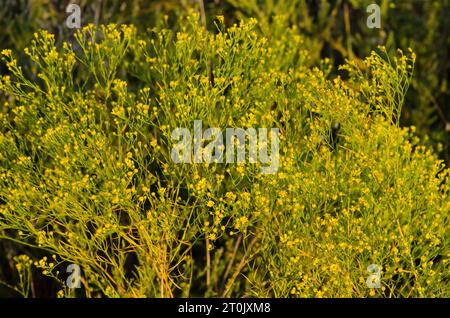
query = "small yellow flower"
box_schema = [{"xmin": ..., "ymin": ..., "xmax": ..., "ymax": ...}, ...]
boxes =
[{"xmin": 1, "ymin": 49, "xmax": 11, "ymax": 57}]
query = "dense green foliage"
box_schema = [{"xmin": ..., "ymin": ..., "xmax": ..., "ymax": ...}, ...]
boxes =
[{"xmin": 0, "ymin": 1, "xmax": 449, "ymax": 298}]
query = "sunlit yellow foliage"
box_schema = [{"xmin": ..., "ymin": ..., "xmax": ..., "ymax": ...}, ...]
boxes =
[{"xmin": 0, "ymin": 14, "xmax": 448, "ymax": 298}]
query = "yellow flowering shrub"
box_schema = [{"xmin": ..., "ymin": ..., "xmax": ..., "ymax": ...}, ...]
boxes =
[{"xmin": 0, "ymin": 14, "xmax": 448, "ymax": 298}]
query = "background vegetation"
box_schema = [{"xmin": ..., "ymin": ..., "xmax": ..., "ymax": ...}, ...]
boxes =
[{"xmin": 0, "ymin": 0, "xmax": 448, "ymax": 297}]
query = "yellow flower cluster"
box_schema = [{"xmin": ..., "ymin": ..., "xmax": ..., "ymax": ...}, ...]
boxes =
[{"xmin": 0, "ymin": 16, "xmax": 448, "ymax": 298}]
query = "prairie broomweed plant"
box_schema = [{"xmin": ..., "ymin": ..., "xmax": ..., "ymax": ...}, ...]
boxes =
[{"xmin": 0, "ymin": 14, "xmax": 448, "ymax": 298}]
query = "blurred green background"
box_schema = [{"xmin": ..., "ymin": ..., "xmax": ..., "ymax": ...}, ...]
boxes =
[{"xmin": 0, "ymin": 0, "xmax": 449, "ymax": 297}]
